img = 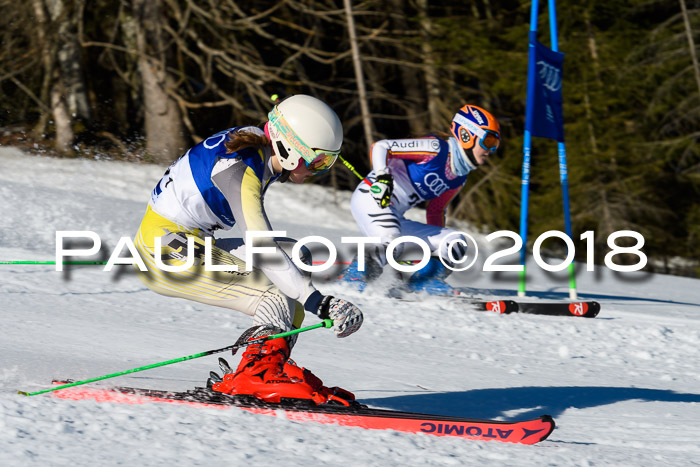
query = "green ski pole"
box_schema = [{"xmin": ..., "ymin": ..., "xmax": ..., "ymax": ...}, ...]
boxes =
[
  {"xmin": 0, "ymin": 261, "xmax": 108, "ymax": 265},
  {"xmin": 338, "ymin": 155, "xmax": 372, "ymax": 186},
  {"xmin": 18, "ymin": 319, "xmax": 334, "ymax": 396}
]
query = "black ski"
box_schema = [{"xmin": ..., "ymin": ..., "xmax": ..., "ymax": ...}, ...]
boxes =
[
  {"xmin": 467, "ymin": 297, "xmax": 600, "ymax": 317},
  {"xmin": 516, "ymin": 300, "xmax": 601, "ymax": 317},
  {"xmin": 396, "ymin": 289, "xmax": 601, "ymax": 317}
]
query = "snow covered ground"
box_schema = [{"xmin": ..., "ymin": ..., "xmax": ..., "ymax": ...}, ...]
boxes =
[{"xmin": 1, "ymin": 147, "xmax": 699, "ymax": 466}]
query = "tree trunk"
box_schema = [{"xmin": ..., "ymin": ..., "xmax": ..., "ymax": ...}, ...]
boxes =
[
  {"xmin": 43, "ymin": 0, "xmax": 77, "ymax": 152},
  {"xmin": 389, "ymin": 0, "xmax": 427, "ymax": 135},
  {"xmin": 584, "ymin": 9, "xmax": 603, "ymax": 87},
  {"xmin": 57, "ymin": 16, "xmax": 91, "ymax": 120},
  {"xmin": 343, "ymin": 0, "xmax": 374, "ymax": 151},
  {"xmin": 51, "ymin": 79, "xmax": 73, "ymax": 153},
  {"xmin": 416, "ymin": 0, "xmax": 442, "ymax": 130},
  {"xmin": 679, "ymin": 0, "xmax": 700, "ymax": 96},
  {"xmin": 31, "ymin": 0, "xmax": 53, "ymax": 139},
  {"xmin": 32, "ymin": 0, "xmax": 90, "ymax": 150},
  {"xmin": 44, "ymin": 0, "xmax": 91, "ymax": 122},
  {"xmin": 133, "ymin": 0, "xmax": 186, "ymax": 163}
]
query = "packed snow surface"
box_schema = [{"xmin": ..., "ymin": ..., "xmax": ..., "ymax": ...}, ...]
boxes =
[{"xmin": 1, "ymin": 147, "xmax": 699, "ymax": 466}]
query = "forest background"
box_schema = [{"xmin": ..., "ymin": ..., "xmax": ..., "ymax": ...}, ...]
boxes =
[{"xmin": 0, "ymin": 0, "xmax": 698, "ymax": 276}]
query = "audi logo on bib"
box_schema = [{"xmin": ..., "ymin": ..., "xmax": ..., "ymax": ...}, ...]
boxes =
[{"xmin": 424, "ymin": 173, "xmax": 448, "ymax": 196}]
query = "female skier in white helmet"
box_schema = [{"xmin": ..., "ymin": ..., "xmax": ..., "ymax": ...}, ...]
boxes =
[{"xmin": 133, "ymin": 95, "xmax": 362, "ymax": 406}]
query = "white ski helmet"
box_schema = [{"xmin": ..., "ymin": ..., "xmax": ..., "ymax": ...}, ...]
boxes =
[{"xmin": 266, "ymin": 95, "xmax": 343, "ymax": 174}]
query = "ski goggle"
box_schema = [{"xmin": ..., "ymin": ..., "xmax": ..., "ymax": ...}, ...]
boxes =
[
  {"xmin": 305, "ymin": 150, "xmax": 338, "ymax": 174},
  {"xmin": 268, "ymin": 106, "xmax": 340, "ymax": 174},
  {"xmin": 478, "ymin": 129, "xmax": 500, "ymax": 153}
]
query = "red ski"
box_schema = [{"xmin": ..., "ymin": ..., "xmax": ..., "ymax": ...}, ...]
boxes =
[{"xmin": 50, "ymin": 382, "xmax": 555, "ymax": 445}]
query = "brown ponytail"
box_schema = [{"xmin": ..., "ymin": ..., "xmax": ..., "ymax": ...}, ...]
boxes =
[
  {"xmin": 430, "ymin": 130, "xmax": 451, "ymax": 141},
  {"xmin": 224, "ymin": 129, "xmax": 271, "ymax": 154}
]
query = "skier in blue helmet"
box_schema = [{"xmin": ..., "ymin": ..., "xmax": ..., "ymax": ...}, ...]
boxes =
[{"xmin": 339, "ymin": 104, "xmax": 501, "ymax": 295}]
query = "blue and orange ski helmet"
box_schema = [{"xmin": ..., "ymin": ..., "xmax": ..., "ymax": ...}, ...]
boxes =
[{"xmin": 450, "ymin": 105, "xmax": 501, "ymax": 153}]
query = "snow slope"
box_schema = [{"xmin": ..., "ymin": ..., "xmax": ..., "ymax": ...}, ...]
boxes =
[{"xmin": 1, "ymin": 147, "xmax": 699, "ymax": 466}]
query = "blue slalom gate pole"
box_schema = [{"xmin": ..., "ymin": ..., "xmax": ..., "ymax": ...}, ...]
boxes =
[
  {"xmin": 518, "ymin": 0, "xmax": 540, "ymax": 297},
  {"xmin": 549, "ymin": 0, "xmax": 578, "ymax": 299},
  {"xmin": 519, "ymin": 0, "xmax": 576, "ymax": 299}
]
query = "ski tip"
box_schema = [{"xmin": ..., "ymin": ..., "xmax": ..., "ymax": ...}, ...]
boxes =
[
  {"xmin": 567, "ymin": 301, "xmax": 601, "ymax": 318},
  {"xmin": 588, "ymin": 301, "xmax": 602, "ymax": 318},
  {"xmin": 539, "ymin": 414, "xmax": 556, "ymax": 441},
  {"xmin": 17, "ymin": 391, "xmax": 29, "ymax": 396}
]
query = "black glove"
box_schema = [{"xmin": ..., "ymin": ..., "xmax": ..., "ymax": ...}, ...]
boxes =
[
  {"xmin": 317, "ymin": 295, "xmax": 363, "ymax": 338},
  {"xmin": 370, "ymin": 171, "xmax": 393, "ymax": 208}
]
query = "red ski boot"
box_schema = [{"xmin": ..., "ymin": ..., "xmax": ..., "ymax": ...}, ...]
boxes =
[
  {"xmin": 283, "ymin": 359, "xmax": 356, "ymax": 405},
  {"xmin": 211, "ymin": 326, "xmax": 353, "ymax": 406}
]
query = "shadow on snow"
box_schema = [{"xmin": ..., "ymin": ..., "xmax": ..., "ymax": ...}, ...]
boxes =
[{"xmin": 362, "ymin": 386, "xmax": 700, "ymax": 420}]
